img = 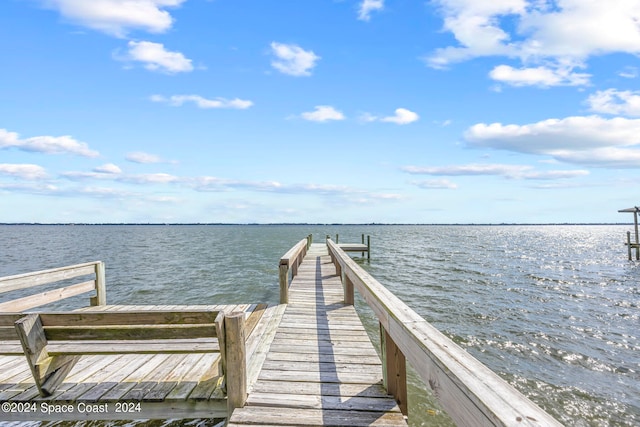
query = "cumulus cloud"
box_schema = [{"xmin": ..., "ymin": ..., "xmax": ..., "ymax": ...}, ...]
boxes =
[
  {"xmin": 300, "ymin": 106, "xmax": 345, "ymax": 122},
  {"xmin": 119, "ymin": 41, "xmax": 193, "ymax": 73},
  {"xmin": 426, "ymin": 1, "xmax": 640, "ymax": 87},
  {"xmin": 0, "ymin": 164, "xmax": 48, "ymax": 180},
  {"xmin": 464, "ymin": 115, "xmax": 640, "ymax": 167},
  {"xmin": 381, "ymin": 108, "xmax": 419, "ymax": 125},
  {"xmin": 0, "ymin": 128, "xmax": 99, "ymax": 157},
  {"xmin": 489, "ymin": 64, "xmax": 590, "ymax": 87},
  {"xmin": 270, "ymin": 42, "xmax": 320, "ymax": 76},
  {"xmin": 358, "ymin": 0, "xmax": 384, "ymax": 21},
  {"xmin": 403, "ymin": 163, "xmax": 589, "ymax": 180},
  {"xmin": 586, "ymin": 89, "xmax": 640, "ymax": 117},
  {"xmin": 151, "ymin": 94, "xmax": 253, "ymax": 109},
  {"xmin": 360, "ymin": 108, "xmax": 420, "ymax": 125},
  {"xmin": 39, "ymin": 0, "xmax": 186, "ymax": 37}
]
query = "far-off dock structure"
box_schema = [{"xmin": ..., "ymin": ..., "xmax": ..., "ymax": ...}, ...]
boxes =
[
  {"xmin": 619, "ymin": 206, "xmax": 640, "ymax": 260},
  {"xmin": 0, "ymin": 235, "xmax": 561, "ymax": 426}
]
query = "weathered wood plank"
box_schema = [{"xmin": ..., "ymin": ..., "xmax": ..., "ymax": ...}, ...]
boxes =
[
  {"xmin": 0, "ymin": 262, "xmax": 97, "ymax": 294},
  {"xmin": 229, "ymin": 406, "xmax": 406, "ymax": 426},
  {"xmin": 0, "ymin": 280, "xmax": 95, "ymax": 312},
  {"xmin": 247, "ymin": 392, "xmax": 401, "ymax": 412},
  {"xmin": 39, "ymin": 310, "xmax": 219, "ymax": 326}
]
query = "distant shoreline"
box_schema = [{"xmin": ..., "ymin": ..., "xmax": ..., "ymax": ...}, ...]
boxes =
[{"xmin": 0, "ymin": 222, "xmax": 631, "ymax": 226}]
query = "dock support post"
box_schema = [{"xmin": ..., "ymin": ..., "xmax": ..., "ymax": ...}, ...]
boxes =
[
  {"xmin": 279, "ymin": 263, "xmax": 289, "ymax": 304},
  {"xmin": 628, "ymin": 231, "xmax": 633, "ymax": 261},
  {"xmin": 367, "ymin": 235, "xmax": 371, "ymax": 260},
  {"xmin": 92, "ymin": 261, "xmax": 106, "ymax": 306},
  {"xmin": 336, "ymin": 234, "xmax": 339, "ymax": 243},
  {"xmin": 362, "ymin": 234, "xmax": 365, "ymax": 257},
  {"xmin": 380, "ymin": 323, "xmax": 408, "ymax": 416},
  {"xmin": 225, "ymin": 312, "xmax": 247, "ymax": 414}
]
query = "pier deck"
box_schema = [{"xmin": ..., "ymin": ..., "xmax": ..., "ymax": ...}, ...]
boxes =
[
  {"xmin": 229, "ymin": 243, "xmax": 407, "ymax": 426},
  {"xmin": 0, "ymin": 303, "xmax": 283, "ymax": 421}
]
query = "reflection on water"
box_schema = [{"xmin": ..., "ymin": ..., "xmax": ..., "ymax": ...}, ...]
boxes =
[{"xmin": 0, "ymin": 225, "xmax": 638, "ymax": 426}]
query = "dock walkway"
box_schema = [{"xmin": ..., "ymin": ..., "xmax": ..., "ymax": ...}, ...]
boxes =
[{"xmin": 229, "ymin": 243, "xmax": 407, "ymax": 426}]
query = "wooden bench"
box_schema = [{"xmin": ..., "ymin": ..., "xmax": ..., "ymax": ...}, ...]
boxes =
[{"xmin": 0, "ymin": 309, "xmax": 248, "ymax": 410}]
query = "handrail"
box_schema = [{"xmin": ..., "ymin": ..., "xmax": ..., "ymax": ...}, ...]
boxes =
[
  {"xmin": 0, "ymin": 261, "xmax": 106, "ymax": 311},
  {"xmin": 326, "ymin": 238, "xmax": 561, "ymax": 427},
  {"xmin": 278, "ymin": 236, "xmax": 311, "ymax": 303}
]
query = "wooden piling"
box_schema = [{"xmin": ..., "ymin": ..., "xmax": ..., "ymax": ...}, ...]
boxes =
[{"xmin": 225, "ymin": 312, "xmax": 247, "ymax": 414}]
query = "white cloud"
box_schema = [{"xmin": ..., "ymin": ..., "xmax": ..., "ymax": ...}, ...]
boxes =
[
  {"xmin": 586, "ymin": 89, "xmax": 640, "ymax": 117},
  {"xmin": 120, "ymin": 173, "xmax": 180, "ymax": 184},
  {"xmin": 361, "ymin": 108, "xmax": 420, "ymax": 125},
  {"xmin": 489, "ymin": 64, "xmax": 590, "ymax": 87},
  {"xmin": 120, "ymin": 41, "xmax": 193, "ymax": 73},
  {"xmin": 412, "ymin": 179, "xmax": 458, "ymax": 189},
  {"xmin": 381, "ymin": 108, "xmax": 419, "ymax": 125},
  {"xmin": 0, "ymin": 128, "xmax": 99, "ymax": 157},
  {"xmin": 300, "ymin": 106, "xmax": 345, "ymax": 122},
  {"xmin": 465, "ymin": 115, "xmax": 640, "ymax": 167},
  {"xmin": 403, "ymin": 163, "xmax": 589, "ymax": 180},
  {"xmin": 39, "ymin": 0, "xmax": 186, "ymax": 37},
  {"xmin": 619, "ymin": 67, "xmax": 639, "ymax": 79},
  {"xmin": 93, "ymin": 163, "xmax": 122, "ymax": 174},
  {"xmin": 0, "ymin": 164, "xmax": 48, "ymax": 180},
  {"xmin": 427, "ymin": 1, "xmax": 640, "ymax": 87},
  {"xmin": 126, "ymin": 152, "xmax": 163, "ymax": 164},
  {"xmin": 358, "ymin": 0, "xmax": 384, "ymax": 21},
  {"xmin": 270, "ymin": 42, "xmax": 320, "ymax": 77},
  {"xmin": 151, "ymin": 94, "xmax": 253, "ymax": 109}
]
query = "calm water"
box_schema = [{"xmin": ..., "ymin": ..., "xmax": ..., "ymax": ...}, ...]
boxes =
[{"xmin": 0, "ymin": 225, "xmax": 638, "ymax": 426}]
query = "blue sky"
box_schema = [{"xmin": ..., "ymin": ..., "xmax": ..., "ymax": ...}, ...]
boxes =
[{"xmin": 1, "ymin": 0, "xmax": 640, "ymax": 223}]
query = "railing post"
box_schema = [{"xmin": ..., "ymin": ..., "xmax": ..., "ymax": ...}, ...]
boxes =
[
  {"xmin": 344, "ymin": 271, "xmax": 354, "ymax": 305},
  {"xmin": 225, "ymin": 312, "xmax": 247, "ymax": 414},
  {"xmin": 380, "ymin": 323, "xmax": 408, "ymax": 416},
  {"xmin": 279, "ymin": 263, "xmax": 289, "ymax": 304},
  {"xmin": 92, "ymin": 261, "xmax": 106, "ymax": 306}
]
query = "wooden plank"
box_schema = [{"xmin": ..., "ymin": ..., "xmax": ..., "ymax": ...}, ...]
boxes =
[
  {"xmin": 39, "ymin": 310, "xmax": 219, "ymax": 326},
  {"xmin": 76, "ymin": 354, "xmax": 156, "ymax": 401},
  {"xmin": 121, "ymin": 353, "xmax": 189, "ymax": 400},
  {"xmin": 229, "ymin": 406, "xmax": 406, "ymax": 426},
  {"xmin": 165, "ymin": 353, "xmax": 219, "ymax": 400},
  {"xmin": 246, "ymin": 304, "xmax": 286, "ymax": 389},
  {"xmin": 258, "ymin": 368, "xmax": 381, "ymax": 384},
  {"xmin": 0, "ymin": 281, "xmax": 95, "ymax": 312},
  {"xmin": 0, "ymin": 262, "xmax": 97, "ymax": 294},
  {"xmin": 250, "ymin": 379, "xmax": 390, "ymax": 398},
  {"xmin": 247, "ymin": 392, "xmax": 401, "ymax": 413},
  {"xmin": 266, "ymin": 351, "xmax": 381, "ymax": 366},
  {"xmin": 43, "ymin": 324, "xmax": 218, "ymax": 341},
  {"xmin": 100, "ymin": 353, "xmax": 173, "ymax": 400},
  {"xmin": 46, "ymin": 338, "xmax": 219, "ymax": 355},
  {"xmin": 144, "ymin": 353, "xmax": 206, "ymax": 401}
]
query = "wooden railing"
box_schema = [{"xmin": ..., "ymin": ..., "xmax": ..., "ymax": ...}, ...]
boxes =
[
  {"xmin": 0, "ymin": 261, "xmax": 106, "ymax": 311},
  {"xmin": 278, "ymin": 235, "xmax": 312, "ymax": 303},
  {"xmin": 326, "ymin": 238, "xmax": 562, "ymax": 427}
]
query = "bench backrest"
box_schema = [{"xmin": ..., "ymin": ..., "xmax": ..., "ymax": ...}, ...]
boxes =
[{"xmin": 0, "ymin": 261, "xmax": 106, "ymax": 311}]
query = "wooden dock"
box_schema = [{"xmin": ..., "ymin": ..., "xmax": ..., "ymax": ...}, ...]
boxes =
[
  {"xmin": 0, "ymin": 235, "xmax": 563, "ymax": 426},
  {"xmin": 228, "ymin": 243, "xmax": 406, "ymax": 426}
]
